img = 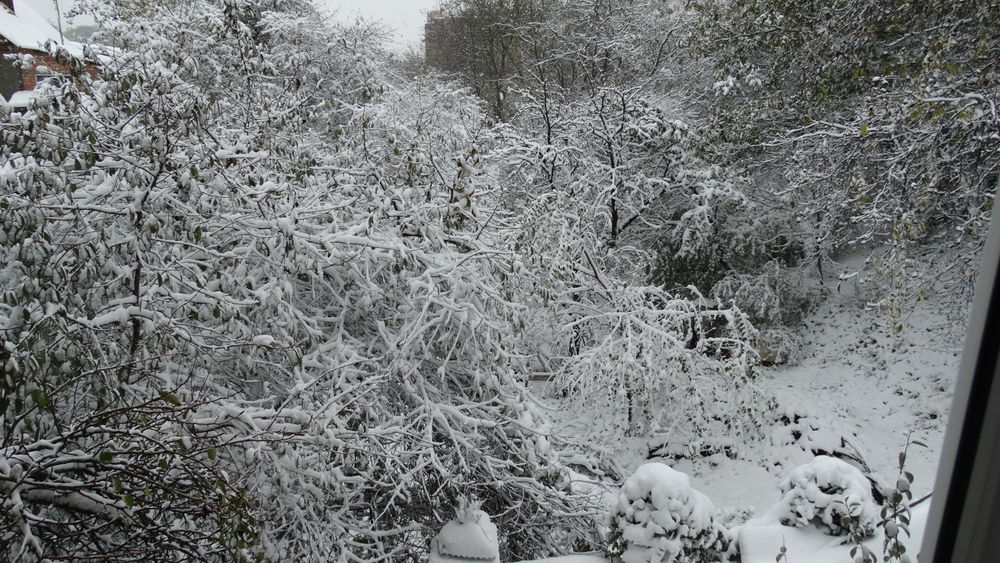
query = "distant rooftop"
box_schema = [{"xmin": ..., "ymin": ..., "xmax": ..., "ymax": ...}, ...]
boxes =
[{"xmin": 0, "ymin": 0, "xmax": 84, "ymax": 57}]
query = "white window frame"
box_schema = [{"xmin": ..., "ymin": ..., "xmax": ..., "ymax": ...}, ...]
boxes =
[{"xmin": 920, "ymin": 190, "xmax": 1000, "ymax": 561}]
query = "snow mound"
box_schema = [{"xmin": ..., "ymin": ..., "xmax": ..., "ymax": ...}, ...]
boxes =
[
  {"xmin": 736, "ymin": 501, "xmax": 931, "ymax": 563},
  {"xmin": 430, "ymin": 502, "xmax": 500, "ymax": 563},
  {"xmin": 606, "ymin": 462, "xmax": 731, "ymax": 563},
  {"xmin": 775, "ymin": 456, "xmax": 877, "ymax": 536}
]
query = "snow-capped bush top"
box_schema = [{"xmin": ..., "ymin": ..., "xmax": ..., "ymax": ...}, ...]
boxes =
[
  {"xmin": 607, "ymin": 462, "xmax": 731, "ymax": 563},
  {"xmin": 618, "ymin": 463, "xmax": 715, "ymax": 533},
  {"xmin": 776, "ymin": 455, "xmax": 877, "ymax": 536}
]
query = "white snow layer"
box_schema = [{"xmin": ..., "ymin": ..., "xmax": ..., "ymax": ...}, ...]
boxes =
[
  {"xmin": 6, "ymin": 89, "xmax": 39, "ymax": 108},
  {"xmin": 430, "ymin": 506, "xmax": 500, "ymax": 563}
]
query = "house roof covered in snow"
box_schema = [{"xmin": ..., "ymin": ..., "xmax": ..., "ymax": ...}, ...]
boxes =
[{"xmin": 0, "ymin": 0, "xmax": 84, "ymax": 58}]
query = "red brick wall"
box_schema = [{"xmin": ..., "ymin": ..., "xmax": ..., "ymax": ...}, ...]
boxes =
[{"xmin": 17, "ymin": 49, "xmax": 99, "ymax": 90}]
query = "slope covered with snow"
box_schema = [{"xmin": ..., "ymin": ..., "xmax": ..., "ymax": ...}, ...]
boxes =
[{"xmin": 529, "ymin": 273, "xmax": 960, "ymax": 560}]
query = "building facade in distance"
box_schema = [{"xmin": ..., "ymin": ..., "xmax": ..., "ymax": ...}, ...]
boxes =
[{"xmin": 1, "ymin": 0, "xmax": 98, "ymax": 106}]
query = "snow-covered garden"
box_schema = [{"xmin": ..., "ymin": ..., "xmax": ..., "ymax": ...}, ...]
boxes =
[{"xmin": 1, "ymin": 0, "xmax": 994, "ymax": 561}]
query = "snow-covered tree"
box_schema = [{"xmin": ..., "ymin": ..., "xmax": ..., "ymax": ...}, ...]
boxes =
[
  {"xmin": 418, "ymin": 0, "xmax": 768, "ymax": 440},
  {"xmin": 1, "ymin": 1, "xmax": 596, "ymax": 560},
  {"xmin": 689, "ymin": 0, "xmax": 1000, "ymax": 320}
]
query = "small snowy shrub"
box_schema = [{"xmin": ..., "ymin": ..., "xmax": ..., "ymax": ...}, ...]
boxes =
[
  {"xmin": 711, "ymin": 261, "xmax": 813, "ymax": 329},
  {"xmin": 552, "ymin": 286, "xmax": 762, "ymax": 437},
  {"xmin": 755, "ymin": 328, "xmax": 801, "ymax": 365},
  {"xmin": 605, "ymin": 462, "xmax": 731, "ymax": 563},
  {"xmin": 880, "ymin": 436, "xmax": 922, "ymax": 563},
  {"xmin": 776, "ymin": 456, "xmax": 878, "ymax": 536}
]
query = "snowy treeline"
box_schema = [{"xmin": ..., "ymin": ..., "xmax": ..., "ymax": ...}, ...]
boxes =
[
  {"xmin": 689, "ymin": 0, "xmax": 1000, "ymax": 321},
  {"xmin": 0, "ymin": 0, "xmax": 995, "ymax": 560}
]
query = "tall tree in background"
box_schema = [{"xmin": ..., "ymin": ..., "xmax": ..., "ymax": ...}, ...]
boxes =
[
  {"xmin": 427, "ymin": 0, "xmax": 548, "ymax": 120},
  {"xmin": 422, "ymin": 0, "xmax": 768, "ymax": 439}
]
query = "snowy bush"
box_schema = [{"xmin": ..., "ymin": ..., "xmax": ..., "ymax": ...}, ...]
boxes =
[
  {"xmin": 711, "ymin": 261, "xmax": 813, "ymax": 330},
  {"xmin": 605, "ymin": 462, "xmax": 732, "ymax": 563},
  {"xmin": 776, "ymin": 456, "xmax": 878, "ymax": 536},
  {"xmin": 497, "ymin": 93, "xmax": 768, "ymax": 440},
  {"xmin": 0, "ymin": 2, "xmax": 596, "ymax": 560},
  {"xmin": 754, "ymin": 328, "xmax": 802, "ymax": 366},
  {"xmin": 551, "ymin": 286, "xmax": 763, "ymax": 438},
  {"xmin": 651, "ymin": 206, "xmax": 808, "ymax": 303}
]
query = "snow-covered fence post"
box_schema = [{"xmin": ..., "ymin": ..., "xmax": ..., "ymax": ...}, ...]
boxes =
[{"xmin": 429, "ymin": 501, "xmax": 501, "ymax": 563}]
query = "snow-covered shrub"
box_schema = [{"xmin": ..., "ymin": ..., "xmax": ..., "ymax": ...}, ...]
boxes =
[
  {"xmin": 711, "ymin": 261, "xmax": 813, "ymax": 330},
  {"xmin": 651, "ymin": 205, "xmax": 807, "ymax": 303},
  {"xmin": 474, "ymin": 26, "xmax": 774, "ymax": 446},
  {"xmin": 776, "ymin": 456, "xmax": 878, "ymax": 536},
  {"xmin": 754, "ymin": 328, "xmax": 802, "ymax": 365},
  {"xmin": 605, "ymin": 462, "xmax": 732, "ymax": 563},
  {"xmin": 551, "ymin": 286, "xmax": 763, "ymax": 438},
  {"xmin": 499, "ymin": 105, "xmax": 769, "ymax": 439},
  {"xmin": 0, "ymin": 2, "xmax": 596, "ymax": 560}
]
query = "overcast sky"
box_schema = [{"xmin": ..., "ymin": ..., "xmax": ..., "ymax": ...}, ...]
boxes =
[
  {"xmin": 323, "ymin": 0, "xmax": 440, "ymax": 50},
  {"xmin": 42, "ymin": 0, "xmax": 440, "ymax": 50}
]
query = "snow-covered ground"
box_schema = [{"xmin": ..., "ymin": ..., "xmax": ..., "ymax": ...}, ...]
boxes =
[
  {"xmin": 522, "ymin": 277, "xmax": 961, "ymax": 562},
  {"xmin": 691, "ymin": 286, "xmax": 957, "ymax": 514},
  {"xmin": 510, "ymin": 504, "xmax": 930, "ymax": 563}
]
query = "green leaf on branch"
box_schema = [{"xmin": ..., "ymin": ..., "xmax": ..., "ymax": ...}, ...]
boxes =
[
  {"xmin": 160, "ymin": 392, "xmax": 181, "ymax": 406},
  {"xmin": 30, "ymin": 389, "xmax": 50, "ymax": 407}
]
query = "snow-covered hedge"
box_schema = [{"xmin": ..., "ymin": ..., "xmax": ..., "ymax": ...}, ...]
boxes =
[
  {"xmin": 605, "ymin": 462, "xmax": 732, "ymax": 563},
  {"xmin": 776, "ymin": 456, "xmax": 878, "ymax": 536},
  {"xmin": 0, "ymin": 3, "xmax": 596, "ymax": 560}
]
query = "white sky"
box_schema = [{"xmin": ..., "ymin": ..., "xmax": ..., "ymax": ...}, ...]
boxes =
[{"xmin": 323, "ymin": 0, "xmax": 441, "ymax": 51}]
